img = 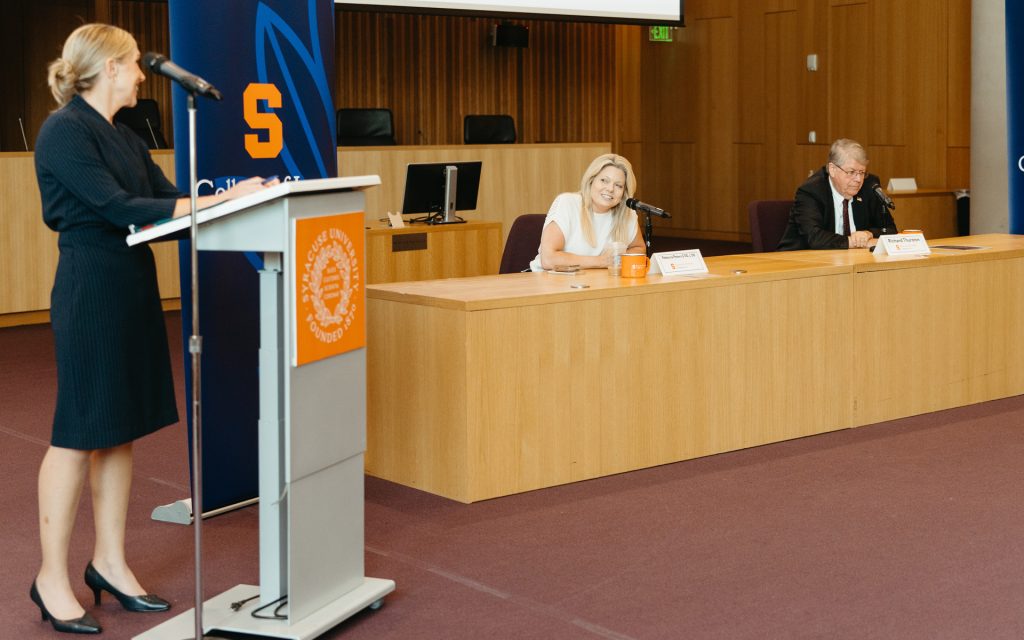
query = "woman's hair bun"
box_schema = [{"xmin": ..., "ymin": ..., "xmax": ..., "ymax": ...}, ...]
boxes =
[{"xmin": 47, "ymin": 57, "xmax": 79, "ymax": 106}]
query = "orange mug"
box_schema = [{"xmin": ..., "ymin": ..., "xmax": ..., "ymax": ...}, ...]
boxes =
[{"xmin": 620, "ymin": 253, "xmax": 649, "ymax": 278}]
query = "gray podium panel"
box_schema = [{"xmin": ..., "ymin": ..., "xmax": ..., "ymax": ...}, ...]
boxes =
[
  {"xmin": 288, "ymin": 453, "xmax": 365, "ymax": 622},
  {"xmin": 287, "ymin": 346, "xmax": 366, "ymax": 481}
]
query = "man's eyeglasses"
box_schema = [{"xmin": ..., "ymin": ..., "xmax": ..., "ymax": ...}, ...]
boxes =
[{"xmin": 831, "ymin": 163, "xmax": 867, "ymax": 179}]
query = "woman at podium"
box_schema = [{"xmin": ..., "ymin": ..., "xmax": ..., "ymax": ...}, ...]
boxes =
[
  {"xmin": 530, "ymin": 153, "xmax": 645, "ymax": 271},
  {"xmin": 30, "ymin": 23, "xmax": 274, "ymax": 635}
]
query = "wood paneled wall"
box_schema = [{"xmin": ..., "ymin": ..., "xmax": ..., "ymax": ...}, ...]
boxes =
[
  {"xmin": 623, "ymin": 0, "xmax": 972, "ymax": 241},
  {"xmin": 1, "ymin": 1, "xmax": 92, "ymax": 152},
  {"xmin": 109, "ymin": 0, "xmax": 171, "ymax": 134},
  {"xmin": 3, "ymin": 0, "xmax": 971, "ymax": 244},
  {"xmin": 335, "ymin": 10, "xmax": 616, "ymax": 145},
  {"xmin": 0, "ymin": 0, "xmax": 171, "ymax": 152}
]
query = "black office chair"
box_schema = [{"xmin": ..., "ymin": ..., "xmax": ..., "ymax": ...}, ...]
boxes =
[
  {"xmin": 336, "ymin": 108, "xmax": 396, "ymax": 146},
  {"xmin": 114, "ymin": 98, "xmax": 168, "ymax": 149},
  {"xmin": 747, "ymin": 200, "xmax": 794, "ymax": 252},
  {"xmin": 464, "ymin": 115, "xmax": 516, "ymax": 145},
  {"xmin": 499, "ymin": 214, "xmax": 546, "ymax": 273}
]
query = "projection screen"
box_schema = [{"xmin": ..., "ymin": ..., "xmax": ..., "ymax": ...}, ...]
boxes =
[{"xmin": 336, "ymin": 1, "xmax": 683, "ymax": 25}]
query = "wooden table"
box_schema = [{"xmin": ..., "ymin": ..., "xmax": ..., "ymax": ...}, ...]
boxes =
[
  {"xmin": 366, "ymin": 234, "xmax": 1024, "ymax": 503},
  {"xmin": 748, "ymin": 233, "xmax": 1024, "ymax": 426},
  {"xmin": 367, "ymin": 254, "xmax": 853, "ymax": 502},
  {"xmin": 365, "ymin": 220, "xmax": 501, "ymax": 284}
]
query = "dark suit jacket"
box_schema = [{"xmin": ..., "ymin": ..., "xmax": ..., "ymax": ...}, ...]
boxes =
[{"xmin": 776, "ymin": 167, "xmax": 896, "ymax": 251}]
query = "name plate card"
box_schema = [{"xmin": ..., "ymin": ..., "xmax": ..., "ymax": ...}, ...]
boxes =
[
  {"xmin": 387, "ymin": 212, "xmax": 405, "ymax": 228},
  {"xmin": 649, "ymin": 249, "xmax": 708, "ymax": 275},
  {"xmin": 873, "ymin": 233, "xmax": 931, "ymax": 257},
  {"xmin": 886, "ymin": 177, "xmax": 918, "ymax": 192}
]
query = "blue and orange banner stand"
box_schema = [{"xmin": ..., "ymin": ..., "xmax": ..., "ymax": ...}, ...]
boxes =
[
  {"xmin": 163, "ymin": 0, "xmax": 337, "ymax": 516},
  {"xmin": 1008, "ymin": 3, "xmax": 1024, "ymax": 232}
]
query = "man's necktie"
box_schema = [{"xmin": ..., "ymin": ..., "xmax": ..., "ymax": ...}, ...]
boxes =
[{"xmin": 842, "ymin": 199, "xmax": 851, "ymax": 237}]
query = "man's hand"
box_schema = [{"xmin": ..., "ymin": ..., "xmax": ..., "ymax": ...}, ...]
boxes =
[{"xmin": 848, "ymin": 230, "xmax": 873, "ymax": 248}]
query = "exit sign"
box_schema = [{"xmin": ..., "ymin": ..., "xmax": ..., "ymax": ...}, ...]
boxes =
[{"xmin": 649, "ymin": 26, "xmax": 673, "ymax": 42}]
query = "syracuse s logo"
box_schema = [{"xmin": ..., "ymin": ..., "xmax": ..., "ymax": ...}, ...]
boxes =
[{"xmin": 244, "ymin": 83, "xmax": 283, "ymax": 159}]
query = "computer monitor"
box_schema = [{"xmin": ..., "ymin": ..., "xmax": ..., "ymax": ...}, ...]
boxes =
[{"xmin": 401, "ymin": 161, "xmax": 482, "ymax": 225}]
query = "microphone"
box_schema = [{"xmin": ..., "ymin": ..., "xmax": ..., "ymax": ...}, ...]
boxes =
[
  {"xmin": 871, "ymin": 183, "xmax": 895, "ymax": 210},
  {"xmin": 625, "ymin": 197, "xmax": 671, "ymax": 219},
  {"xmin": 144, "ymin": 118, "xmax": 160, "ymax": 149},
  {"xmin": 867, "ymin": 181, "xmax": 898, "ymax": 235},
  {"xmin": 18, "ymin": 117, "xmax": 29, "ymax": 151},
  {"xmin": 142, "ymin": 52, "xmax": 222, "ymax": 100}
]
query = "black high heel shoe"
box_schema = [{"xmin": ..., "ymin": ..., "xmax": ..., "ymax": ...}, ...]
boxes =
[
  {"xmin": 29, "ymin": 581, "xmax": 102, "ymax": 634},
  {"xmin": 84, "ymin": 563, "xmax": 170, "ymax": 613}
]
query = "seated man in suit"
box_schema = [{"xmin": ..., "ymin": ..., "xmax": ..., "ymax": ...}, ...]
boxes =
[{"xmin": 777, "ymin": 138, "xmax": 896, "ymax": 250}]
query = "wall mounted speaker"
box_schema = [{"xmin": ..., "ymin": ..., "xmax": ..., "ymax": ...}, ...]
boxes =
[{"xmin": 490, "ymin": 23, "xmax": 529, "ymax": 48}]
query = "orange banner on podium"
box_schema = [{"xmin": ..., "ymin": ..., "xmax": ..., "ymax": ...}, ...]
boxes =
[{"xmin": 293, "ymin": 212, "xmax": 365, "ymax": 366}]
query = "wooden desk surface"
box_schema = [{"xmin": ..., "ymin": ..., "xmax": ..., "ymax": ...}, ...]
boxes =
[
  {"xmin": 367, "ymin": 254, "xmax": 846, "ymax": 311},
  {"xmin": 749, "ymin": 234, "xmax": 1024, "ymax": 271},
  {"xmin": 368, "ymin": 234, "xmax": 1024, "ymax": 311}
]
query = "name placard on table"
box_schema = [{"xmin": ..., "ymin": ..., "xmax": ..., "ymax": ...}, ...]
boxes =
[
  {"xmin": 649, "ymin": 249, "xmax": 708, "ymax": 275},
  {"xmin": 873, "ymin": 233, "xmax": 930, "ymax": 257}
]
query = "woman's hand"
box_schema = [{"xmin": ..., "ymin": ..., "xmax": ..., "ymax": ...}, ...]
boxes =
[
  {"xmin": 224, "ymin": 176, "xmax": 279, "ymax": 199},
  {"xmin": 172, "ymin": 176, "xmax": 280, "ymax": 217}
]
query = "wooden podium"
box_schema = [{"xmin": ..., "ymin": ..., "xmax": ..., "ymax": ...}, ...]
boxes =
[{"xmin": 130, "ymin": 177, "xmax": 394, "ymax": 640}]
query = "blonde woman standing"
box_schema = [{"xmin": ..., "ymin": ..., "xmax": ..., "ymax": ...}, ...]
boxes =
[
  {"xmin": 530, "ymin": 153, "xmax": 645, "ymax": 271},
  {"xmin": 32, "ymin": 24, "xmax": 273, "ymax": 634}
]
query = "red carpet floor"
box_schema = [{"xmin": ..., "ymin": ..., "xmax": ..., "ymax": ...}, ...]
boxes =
[{"xmin": 3, "ymin": 313, "xmax": 1024, "ymax": 639}]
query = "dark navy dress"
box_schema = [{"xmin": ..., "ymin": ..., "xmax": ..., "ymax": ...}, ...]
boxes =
[{"xmin": 36, "ymin": 95, "xmax": 181, "ymax": 450}]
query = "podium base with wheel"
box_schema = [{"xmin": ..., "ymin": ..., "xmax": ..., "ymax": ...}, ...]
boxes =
[{"xmin": 133, "ymin": 579, "xmax": 395, "ymax": 640}]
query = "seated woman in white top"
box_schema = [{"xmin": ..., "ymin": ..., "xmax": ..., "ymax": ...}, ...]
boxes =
[{"xmin": 529, "ymin": 153, "xmax": 646, "ymax": 271}]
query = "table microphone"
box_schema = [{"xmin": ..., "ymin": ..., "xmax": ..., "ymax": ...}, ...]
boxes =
[
  {"xmin": 868, "ymin": 181, "xmax": 898, "ymax": 235},
  {"xmin": 625, "ymin": 198, "xmax": 671, "ymax": 219},
  {"xmin": 872, "ymin": 184, "xmax": 895, "ymax": 210}
]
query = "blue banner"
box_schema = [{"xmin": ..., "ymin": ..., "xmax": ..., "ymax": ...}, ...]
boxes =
[
  {"xmin": 1008, "ymin": 3, "xmax": 1024, "ymax": 232},
  {"xmin": 169, "ymin": 0, "xmax": 337, "ymax": 511}
]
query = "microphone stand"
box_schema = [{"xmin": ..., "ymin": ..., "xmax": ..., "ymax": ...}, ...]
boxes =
[
  {"xmin": 879, "ymin": 198, "xmax": 897, "ymax": 235},
  {"xmin": 872, "ymin": 182, "xmax": 897, "ymax": 235},
  {"xmin": 643, "ymin": 211, "xmax": 654, "ymax": 257},
  {"xmin": 184, "ymin": 91, "xmax": 216, "ymax": 640}
]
